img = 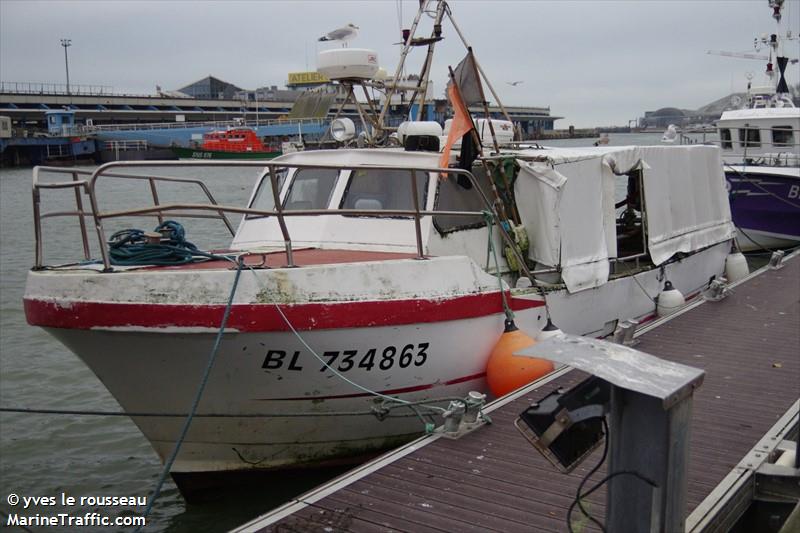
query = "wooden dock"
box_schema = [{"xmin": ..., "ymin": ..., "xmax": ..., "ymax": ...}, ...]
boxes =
[{"xmin": 235, "ymin": 254, "xmax": 800, "ymax": 533}]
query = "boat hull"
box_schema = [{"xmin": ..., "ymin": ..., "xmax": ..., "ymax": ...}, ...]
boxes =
[
  {"xmin": 171, "ymin": 146, "xmax": 281, "ymax": 160},
  {"xmin": 541, "ymin": 240, "xmax": 732, "ymax": 336},
  {"xmin": 23, "ymin": 242, "xmax": 731, "ymax": 495},
  {"xmin": 41, "ymin": 316, "xmax": 504, "ymax": 475},
  {"xmin": 24, "ymin": 255, "xmax": 547, "ymax": 495},
  {"xmin": 725, "ymin": 166, "xmax": 800, "ymax": 251}
]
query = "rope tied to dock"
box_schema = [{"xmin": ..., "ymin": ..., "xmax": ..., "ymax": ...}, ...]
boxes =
[
  {"xmin": 0, "ymin": 401, "xmax": 469, "ymax": 420},
  {"xmin": 246, "ymin": 265, "xmax": 490, "ymax": 432}
]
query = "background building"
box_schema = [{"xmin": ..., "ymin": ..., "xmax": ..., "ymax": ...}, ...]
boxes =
[
  {"xmin": 177, "ymin": 76, "xmax": 242, "ymax": 100},
  {"xmin": 639, "ymin": 87, "xmax": 800, "ymax": 129}
]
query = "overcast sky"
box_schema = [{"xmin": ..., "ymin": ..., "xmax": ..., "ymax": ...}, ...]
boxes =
[{"xmin": 1, "ymin": 0, "xmax": 798, "ymax": 127}]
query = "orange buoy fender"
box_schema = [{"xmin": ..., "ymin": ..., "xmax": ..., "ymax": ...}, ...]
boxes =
[{"xmin": 486, "ymin": 319, "xmax": 555, "ymax": 398}]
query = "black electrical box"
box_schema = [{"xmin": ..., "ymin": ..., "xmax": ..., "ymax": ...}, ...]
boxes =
[{"xmin": 515, "ymin": 376, "xmax": 609, "ymax": 472}]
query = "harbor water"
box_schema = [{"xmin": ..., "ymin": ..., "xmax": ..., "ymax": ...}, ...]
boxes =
[{"xmin": 0, "ymin": 132, "xmax": 708, "ymax": 531}]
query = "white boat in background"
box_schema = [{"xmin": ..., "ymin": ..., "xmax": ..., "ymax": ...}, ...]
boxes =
[
  {"xmin": 23, "ymin": 0, "xmax": 738, "ymax": 499},
  {"xmin": 661, "ymin": 124, "xmax": 678, "ymax": 144},
  {"xmin": 718, "ymin": 97, "xmax": 800, "ymax": 250},
  {"xmin": 714, "ymin": 0, "xmax": 800, "ymax": 251}
]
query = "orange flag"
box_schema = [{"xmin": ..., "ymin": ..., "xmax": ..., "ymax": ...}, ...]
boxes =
[{"xmin": 439, "ymin": 82, "xmax": 474, "ymax": 172}]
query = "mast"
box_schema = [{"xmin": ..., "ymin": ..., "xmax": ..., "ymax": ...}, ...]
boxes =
[{"xmin": 375, "ymin": 0, "xmax": 435, "ymax": 129}]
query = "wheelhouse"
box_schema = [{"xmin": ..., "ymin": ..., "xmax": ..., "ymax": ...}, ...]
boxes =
[
  {"xmin": 716, "ymin": 108, "xmax": 800, "ymax": 166},
  {"xmin": 233, "ymin": 145, "xmax": 735, "ymax": 295},
  {"xmin": 233, "ymin": 148, "xmax": 497, "ymax": 255}
]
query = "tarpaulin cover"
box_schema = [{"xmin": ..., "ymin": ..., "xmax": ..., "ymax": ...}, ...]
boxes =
[
  {"xmin": 516, "ymin": 157, "xmax": 611, "ymax": 293},
  {"xmin": 607, "ymin": 145, "xmax": 734, "ymax": 266},
  {"xmin": 513, "ymin": 145, "xmax": 734, "ymax": 293}
]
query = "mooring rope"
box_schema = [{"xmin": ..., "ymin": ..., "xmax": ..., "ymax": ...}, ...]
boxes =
[
  {"xmin": 0, "ymin": 406, "xmax": 420, "ymax": 418},
  {"xmin": 244, "ymin": 265, "xmax": 495, "ymax": 431},
  {"xmin": 108, "ymin": 220, "xmax": 231, "ymax": 266},
  {"xmin": 482, "ymin": 210, "xmax": 515, "ymax": 322},
  {"xmin": 723, "ymin": 164, "xmax": 800, "ymax": 255},
  {"xmin": 136, "ymin": 256, "xmax": 245, "ymax": 530},
  {"xmin": 724, "ymin": 163, "xmax": 800, "ymax": 210},
  {"xmin": 260, "ymin": 267, "xmax": 450, "ymax": 423}
]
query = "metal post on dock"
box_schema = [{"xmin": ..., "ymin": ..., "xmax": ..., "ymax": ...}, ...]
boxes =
[{"xmin": 517, "ymin": 335, "xmax": 705, "ymax": 532}]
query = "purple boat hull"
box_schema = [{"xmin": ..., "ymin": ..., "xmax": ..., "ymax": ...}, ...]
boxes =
[{"xmin": 726, "ymin": 168, "xmax": 800, "ymax": 251}]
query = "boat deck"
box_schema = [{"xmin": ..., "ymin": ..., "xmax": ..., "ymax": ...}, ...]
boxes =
[
  {"xmin": 236, "ymin": 254, "xmax": 800, "ymax": 532},
  {"xmin": 157, "ymin": 248, "xmax": 420, "ymax": 270},
  {"xmin": 45, "ymin": 249, "xmax": 422, "ymax": 272}
]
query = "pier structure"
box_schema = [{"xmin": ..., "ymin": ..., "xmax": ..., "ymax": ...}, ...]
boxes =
[
  {"xmin": 236, "ymin": 254, "xmax": 800, "ymax": 532},
  {"xmin": 0, "ymin": 82, "xmax": 559, "ymax": 138},
  {"xmin": 0, "ymin": 83, "xmax": 560, "ymax": 165},
  {"xmin": 82, "ymin": 118, "xmax": 330, "ymax": 148}
]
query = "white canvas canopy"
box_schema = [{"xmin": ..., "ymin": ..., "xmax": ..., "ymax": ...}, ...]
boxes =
[{"xmin": 513, "ymin": 145, "xmax": 734, "ymax": 293}]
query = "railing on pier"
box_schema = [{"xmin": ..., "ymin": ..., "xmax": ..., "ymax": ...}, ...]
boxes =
[
  {"xmin": 31, "ymin": 161, "xmax": 523, "ymax": 274},
  {"xmin": 76, "ymin": 117, "xmax": 327, "ymax": 134},
  {"xmin": 43, "ymin": 144, "xmax": 71, "ymax": 158},
  {"xmin": 0, "ymin": 81, "xmax": 144, "ymax": 97},
  {"xmin": 103, "ymin": 140, "xmax": 150, "ymax": 151}
]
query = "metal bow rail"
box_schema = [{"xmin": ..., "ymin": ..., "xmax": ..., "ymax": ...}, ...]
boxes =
[{"xmin": 31, "ymin": 159, "xmax": 533, "ymax": 278}]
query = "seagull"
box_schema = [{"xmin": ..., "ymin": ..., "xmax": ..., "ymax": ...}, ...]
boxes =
[
  {"xmin": 506, "ymin": 80, "xmax": 524, "ymax": 86},
  {"xmin": 319, "ymin": 23, "xmax": 359, "ymax": 47}
]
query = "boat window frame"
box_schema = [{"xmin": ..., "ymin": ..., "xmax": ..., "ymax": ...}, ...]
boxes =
[
  {"xmin": 719, "ymin": 128, "xmax": 733, "ymax": 150},
  {"xmin": 244, "ymin": 168, "xmax": 291, "ymax": 219},
  {"xmin": 432, "ymin": 165, "xmax": 492, "ymax": 235},
  {"xmin": 282, "ymin": 167, "xmax": 340, "ymax": 212},
  {"xmin": 337, "ymin": 167, "xmax": 429, "ymax": 219},
  {"xmin": 738, "ymin": 126, "xmax": 761, "ymax": 148},
  {"xmin": 772, "ymin": 125, "xmax": 794, "ymax": 147}
]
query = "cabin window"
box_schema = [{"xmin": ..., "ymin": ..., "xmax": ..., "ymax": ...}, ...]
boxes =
[
  {"xmin": 719, "ymin": 128, "xmax": 732, "ymax": 150},
  {"xmin": 738, "ymin": 127, "xmax": 761, "ymax": 148},
  {"xmin": 772, "ymin": 125, "xmax": 794, "ymax": 147},
  {"xmin": 340, "ymin": 168, "xmax": 427, "ymax": 215},
  {"xmin": 433, "ymin": 166, "xmax": 492, "ymax": 233},
  {"xmin": 247, "ymin": 170, "xmax": 288, "ymax": 215},
  {"xmin": 284, "ymin": 168, "xmax": 339, "ymax": 210}
]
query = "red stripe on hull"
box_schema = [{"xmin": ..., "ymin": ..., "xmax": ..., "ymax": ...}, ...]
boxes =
[
  {"xmin": 260, "ymin": 372, "xmax": 488, "ymax": 401},
  {"xmin": 24, "ymin": 293, "xmax": 544, "ymax": 332}
]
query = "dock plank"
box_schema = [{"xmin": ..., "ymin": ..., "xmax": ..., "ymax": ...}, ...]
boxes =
[{"xmin": 240, "ymin": 256, "xmax": 799, "ymax": 532}]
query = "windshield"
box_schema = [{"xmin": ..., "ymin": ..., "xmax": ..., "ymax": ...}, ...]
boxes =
[
  {"xmin": 340, "ymin": 168, "xmax": 427, "ymax": 213},
  {"xmin": 284, "ymin": 168, "xmax": 339, "ymax": 210},
  {"xmin": 248, "ymin": 169, "xmax": 287, "ymax": 215}
]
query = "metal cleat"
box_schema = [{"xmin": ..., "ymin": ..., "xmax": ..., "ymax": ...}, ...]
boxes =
[
  {"xmin": 611, "ymin": 319, "xmax": 639, "ymax": 347},
  {"xmin": 769, "ymin": 250, "xmax": 785, "ymax": 270},
  {"xmin": 704, "ymin": 277, "xmax": 732, "ymax": 301}
]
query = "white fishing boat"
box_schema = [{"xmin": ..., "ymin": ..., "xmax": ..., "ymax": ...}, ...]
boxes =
[
  {"xmin": 25, "ymin": 142, "xmax": 736, "ymax": 496},
  {"xmin": 23, "ymin": 0, "xmax": 738, "ymax": 499},
  {"xmin": 714, "ymin": 0, "xmax": 800, "ymax": 251}
]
